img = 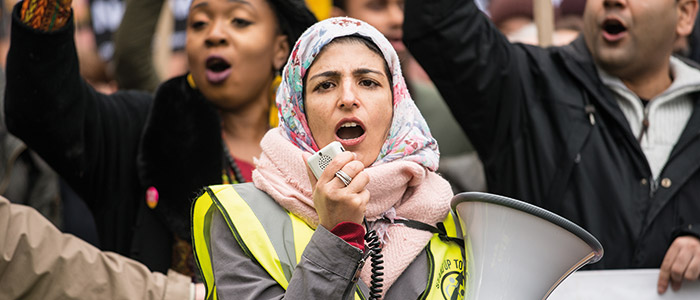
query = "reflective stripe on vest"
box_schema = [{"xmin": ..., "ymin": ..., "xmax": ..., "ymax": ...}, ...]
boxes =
[
  {"xmin": 193, "ymin": 183, "xmax": 465, "ymax": 300},
  {"xmin": 193, "ymin": 183, "xmax": 316, "ymax": 300}
]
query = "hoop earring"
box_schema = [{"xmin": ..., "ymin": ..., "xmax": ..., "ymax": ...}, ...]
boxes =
[{"xmin": 268, "ymin": 72, "xmax": 282, "ymax": 128}]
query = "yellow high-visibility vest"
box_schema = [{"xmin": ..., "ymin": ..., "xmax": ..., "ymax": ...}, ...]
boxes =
[{"xmin": 192, "ymin": 183, "xmax": 466, "ymax": 300}]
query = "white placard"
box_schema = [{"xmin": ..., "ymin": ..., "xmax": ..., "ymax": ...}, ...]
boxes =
[{"xmin": 549, "ymin": 269, "xmax": 700, "ymax": 299}]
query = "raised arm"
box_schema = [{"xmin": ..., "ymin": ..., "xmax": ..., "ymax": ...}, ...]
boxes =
[
  {"xmin": 4, "ymin": 1, "xmax": 152, "ymax": 208},
  {"xmin": 403, "ymin": 0, "xmax": 543, "ymax": 161},
  {"xmin": 112, "ymin": 0, "xmax": 165, "ymax": 92}
]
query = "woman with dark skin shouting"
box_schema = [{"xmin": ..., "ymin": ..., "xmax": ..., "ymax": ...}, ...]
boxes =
[{"xmin": 4, "ymin": 0, "xmax": 316, "ymax": 275}]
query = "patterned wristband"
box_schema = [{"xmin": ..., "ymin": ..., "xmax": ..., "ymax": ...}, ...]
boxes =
[{"xmin": 20, "ymin": 0, "xmax": 72, "ymax": 31}]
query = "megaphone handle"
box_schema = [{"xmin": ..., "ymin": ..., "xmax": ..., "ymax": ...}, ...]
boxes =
[{"xmin": 363, "ymin": 218, "xmax": 384, "ymax": 300}]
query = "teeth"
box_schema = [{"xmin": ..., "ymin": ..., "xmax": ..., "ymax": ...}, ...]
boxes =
[{"xmin": 341, "ymin": 122, "xmax": 358, "ymax": 128}]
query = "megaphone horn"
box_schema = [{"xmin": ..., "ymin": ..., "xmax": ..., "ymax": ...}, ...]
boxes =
[{"xmin": 451, "ymin": 192, "xmax": 604, "ymax": 300}]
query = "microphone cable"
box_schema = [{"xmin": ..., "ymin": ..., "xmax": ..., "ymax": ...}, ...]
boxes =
[{"xmin": 364, "ymin": 218, "xmax": 384, "ymax": 300}]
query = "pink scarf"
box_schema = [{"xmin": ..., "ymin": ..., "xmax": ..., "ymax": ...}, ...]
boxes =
[{"xmin": 253, "ymin": 128, "xmax": 453, "ymax": 294}]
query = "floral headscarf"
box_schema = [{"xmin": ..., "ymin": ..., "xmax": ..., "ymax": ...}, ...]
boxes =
[{"xmin": 276, "ymin": 17, "xmax": 440, "ymax": 171}]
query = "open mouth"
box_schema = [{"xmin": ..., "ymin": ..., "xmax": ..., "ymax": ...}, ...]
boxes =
[
  {"xmin": 336, "ymin": 121, "xmax": 365, "ymax": 140},
  {"xmin": 601, "ymin": 18, "xmax": 627, "ymax": 42},
  {"xmin": 206, "ymin": 57, "xmax": 231, "ymax": 72},
  {"xmin": 205, "ymin": 56, "xmax": 232, "ymax": 84}
]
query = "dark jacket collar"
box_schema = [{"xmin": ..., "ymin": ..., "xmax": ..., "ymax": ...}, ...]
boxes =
[
  {"xmin": 559, "ymin": 36, "xmax": 619, "ymax": 107},
  {"xmin": 137, "ymin": 75, "xmax": 224, "ymax": 241},
  {"xmin": 558, "ymin": 36, "xmax": 646, "ymax": 149},
  {"xmin": 560, "ymin": 36, "xmax": 700, "ymax": 179}
]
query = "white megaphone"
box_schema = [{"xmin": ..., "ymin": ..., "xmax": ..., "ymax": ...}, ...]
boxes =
[{"xmin": 451, "ymin": 192, "xmax": 604, "ymax": 300}]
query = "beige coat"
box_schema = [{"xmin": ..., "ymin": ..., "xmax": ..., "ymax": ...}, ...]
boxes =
[{"xmin": 0, "ymin": 196, "xmax": 191, "ymax": 300}]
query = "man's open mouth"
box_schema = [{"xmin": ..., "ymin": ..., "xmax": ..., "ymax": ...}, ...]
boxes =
[{"xmin": 602, "ymin": 18, "xmax": 627, "ymax": 42}]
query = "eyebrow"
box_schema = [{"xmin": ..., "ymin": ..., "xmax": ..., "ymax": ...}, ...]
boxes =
[
  {"xmin": 192, "ymin": 1, "xmax": 207, "ymax": 9},
  {"xmin": 191, "ymin": 0, "xmax": 254, "ymax": 11},
  {"xmin": 230, "ymin": 0, "xmax": 254, "ymax": 8},
  {"xmin": 308, "ymin": 71, "xmax": 340, "ymax": 82},
  {"xmin": 308, "ymin": 68, "xmax": 385, "ymax": 82},
  {"xmin": 353, "ymin": 68, "xmax": 385, "ymax": 77}
]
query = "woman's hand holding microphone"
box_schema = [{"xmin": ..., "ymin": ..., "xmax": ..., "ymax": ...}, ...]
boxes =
[{"xmin": 304, "ymin": 150, "xmax": 370, "ymax": 230}]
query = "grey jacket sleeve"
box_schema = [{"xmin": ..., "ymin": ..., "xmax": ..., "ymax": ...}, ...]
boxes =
[
  {"xmin": 0, "ymin": 196, "xmax": 191, "ymax": 300},
  {"xmin": 113, "ymin": 0, "xmax": 164, "ymax": 92},
  {"xmin": 210, "ymin": 209, "xmax": 364, "ymax": 300}
]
